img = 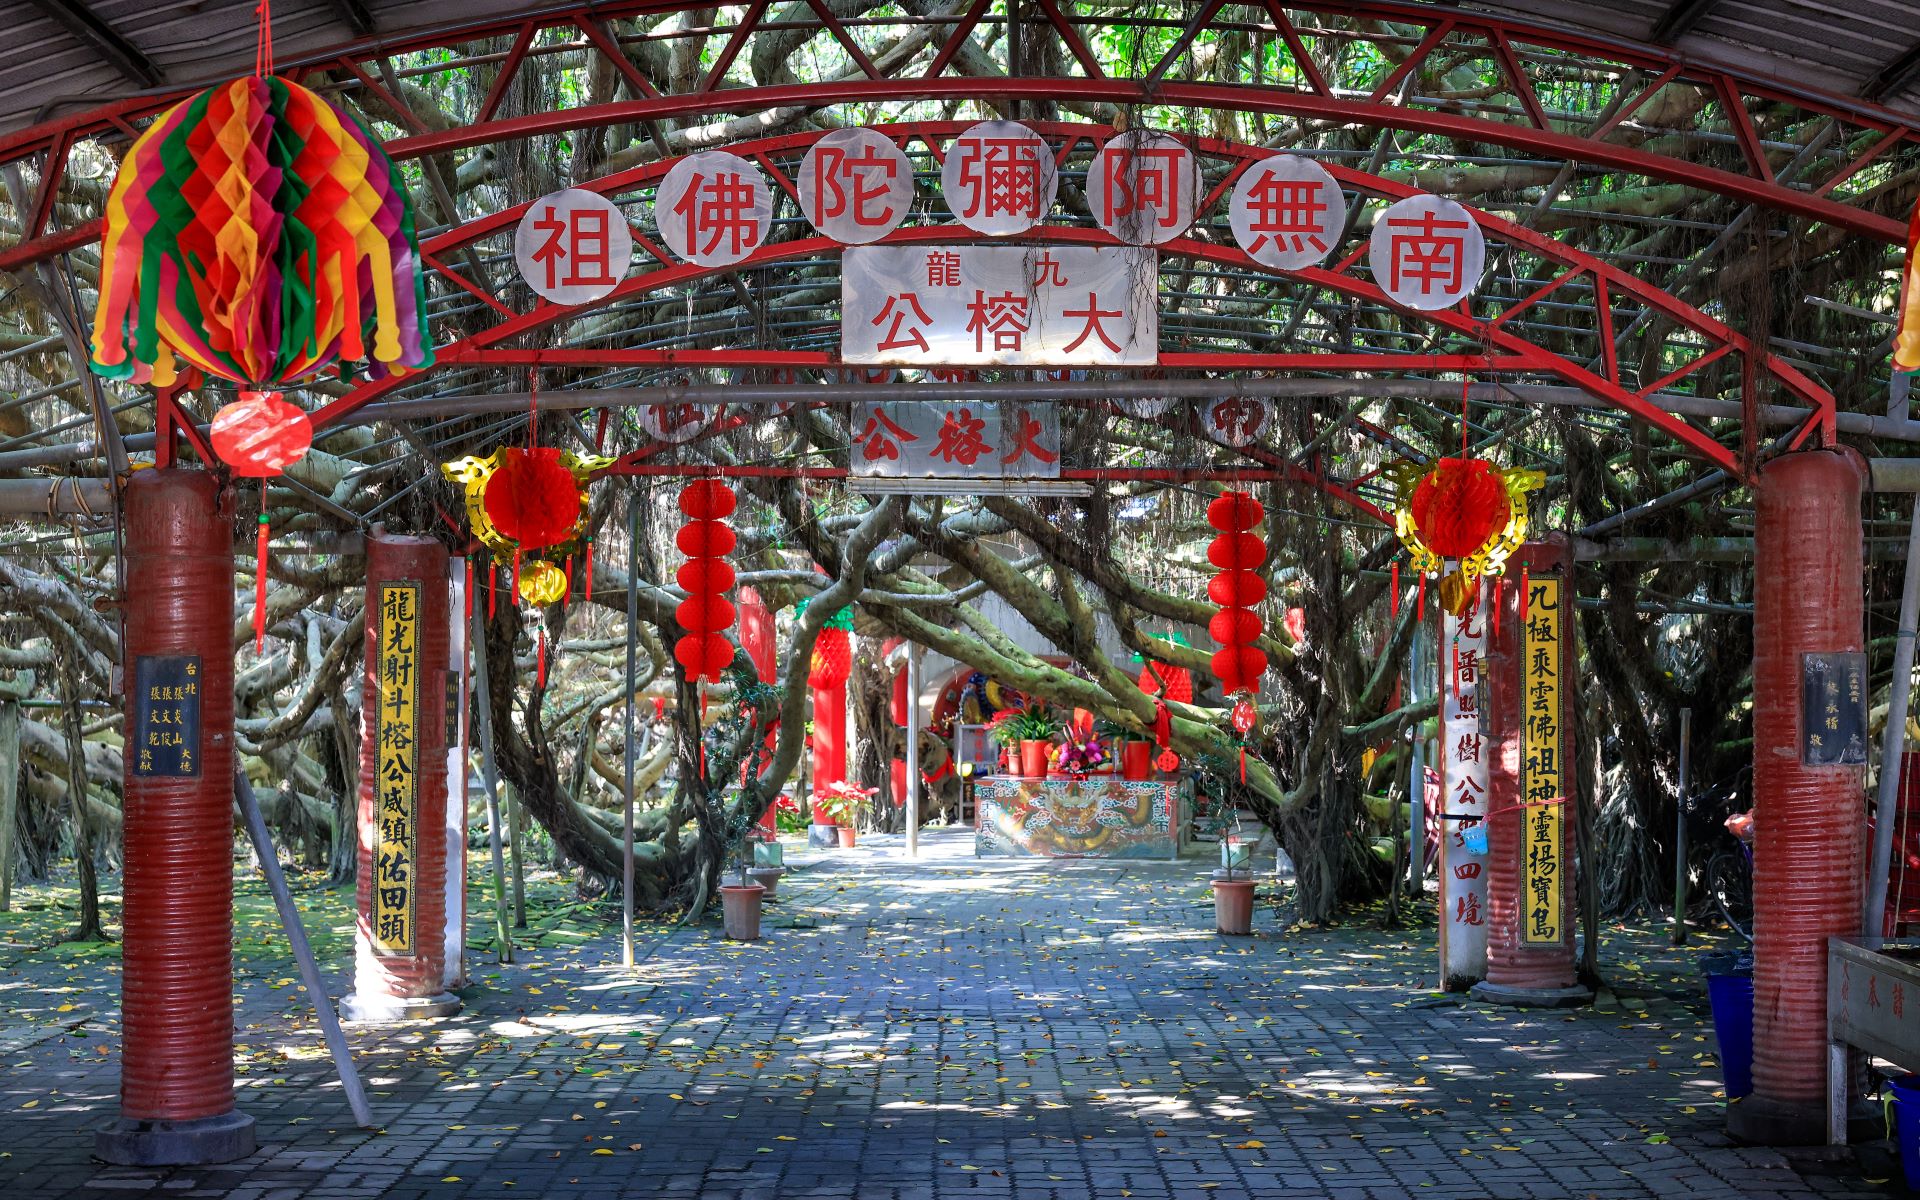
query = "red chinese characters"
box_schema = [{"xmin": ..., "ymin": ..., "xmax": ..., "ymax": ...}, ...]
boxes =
[
  {"xmin": 941, "ymin": 121, "xmax": 1058, "ymax": 236},
  {"xmin": 1087, "ymin": 131, "xmax": 1195, "ymax": 246},
  {"xmin": 798, "ymin": 128, "xmax": 913, "ymax": 244},
  {"xmin": 654, "ymin": 151, "xmax": 772, "ymax": 268},
  {"xmin": 1203, "ymin": 395, "xmax": 1271, "ymax": 449},
  {"xmin": 930, "ymin": 408, "xmax": 993, "ymax": 466},
  {"xmin": 1229, "ymin": 155, "xmax": 1343, "ymax": 271},
  {"xmin": 1368, "ymin": 194, "xmax": 1486, "ymax": 311},
  {"xmin": 512, "ymin": 188, "xmax": 634, "ymax": 305}
]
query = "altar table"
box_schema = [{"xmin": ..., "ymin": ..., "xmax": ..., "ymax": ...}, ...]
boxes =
[{"xmin": 974, "ymin": 775, "xmax": 1188, "ymax": 859}]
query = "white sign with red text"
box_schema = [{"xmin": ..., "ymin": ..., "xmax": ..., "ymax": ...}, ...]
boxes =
[
  {"xmin": 940, "ymin": 121, "xmax": 1059, "ymax": 236},
  {"xmin": 1086, "ymin": 131, "xmax": 1196, "ymax": 246},
  {"xmin": 653, "ymin": 151, "xmax": 773, "ymax": 268},
  {"xmin": 850, "ymin": 400, "xmax": 1061, "ymax": 480},
  {"xmin": 842, "ymin": 245, "xmax": 1156, "ymax": 366},
  {"xmin": 798, "ymin": 128, "xmax": 914, "ymax": 245},
  {"xmin": 1438, "ymin": 570, "xmax": 1490, "ymax": 990},
  {"xmin": 1368, "ymin": 194, "xmax": 1485, "ymax": 311},
  {"xmin": 1228, "ymin": 155, "xmax": 1343, "ymax": 271},
  {"xmin": 513, "ymin": 189, "xmax": 634, "ymax": 305}
]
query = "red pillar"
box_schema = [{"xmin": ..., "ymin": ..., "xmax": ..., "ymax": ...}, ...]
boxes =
[
  {"xmin": 98, "ymin": 469, "xmax": 255, "ymax": 1165},
  {"xmin": 1731, "ymin": 450, "xmax": 1866, "ymax": 1144},
  {"xmin": 1474, "ymin": 538, "xmax": 1589, "ymax": 1007},
  {"xmin": 737, "ymin": 588, "xmax": 781, "ymax": 835},
  {"xmin": 341, "ymin": 533, "xmax": 460, "ymax": 1022}
]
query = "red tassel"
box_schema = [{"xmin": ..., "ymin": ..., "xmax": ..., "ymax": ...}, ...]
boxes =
[
  {"xmin": 584, "ymin": 539, "xmax": 594, "ymax": 604},
  {"xmin": 536, "ymin": 627, "xmax": 548, "ymax": 688},
  {"xmin": 1416, "ymin": 573, "xmax": 1427, "ymax": 623},
  {"xmin": 512, "ymin": 547, "xmax": 522, "ymax": 596},
  {"xmin": 1520, "ymin": 564, "xmax": 1531, "ymax": 623},
  {"xmin": 1391, "ymin": 561, "xmax": 1400, "ymax": 617},
  {"xmin": 1239, "ymin": 747, "xmax": 1247, "ymax": 785},
  {"xmin": 488, "ymin": 558, "xmax": 498, "ymax": 618},
  {"xmin": 1153, "ymin": 698, "xmax": 1172, "ymax": 748},
  {"xmin": 252, "ymin": 513, "xmax": 269, "ymax": 653}
]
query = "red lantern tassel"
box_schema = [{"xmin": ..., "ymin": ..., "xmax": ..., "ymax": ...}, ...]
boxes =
[
  {"xmin": 1520, "ymin": 564, "xmax": 1531, "ymax": 623},
  {"xmin": 1153, "ymin": 698, "xmax": 1172, "ymax": 749},
  {"xmin": 488, "ymin": 558, "xmax": 498, "ymax": 618},
  {"xmin": 253, "ymin": 513, "xmax": 269, "ymax": 653},
  {"xmin": 1391, "ymin": 561, "xmax": 1400, "ymax": 617},
  {"xmin": 512, "ymin": 547, "xmax": 522, "ymax": 596},
  {"xmin": 1416, "ymin": 573, "xmax": 1426, "ymax": 623},
  {"xmin": 1239, "ymin": 746, "xmax": 1247, "ymax": 785},
  {"xmin": 1491, "ymin": 576, "xmax": 1500, "ymax": 639},
  {"xmin": 536, "ymin": 627, "xmax": 548, "ymax": 689},
  {"xmin": 584, "ymin": 538, "xmax": 594, "ymax": 604}
]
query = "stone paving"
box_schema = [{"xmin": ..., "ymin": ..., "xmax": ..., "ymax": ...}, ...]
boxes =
[{"xmin": 0, "ymin": 829, "xmax": 1902, "ymax": 1199}]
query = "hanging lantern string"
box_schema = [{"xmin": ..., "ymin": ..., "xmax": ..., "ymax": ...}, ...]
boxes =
[
  {"xmin": 254, "ymin": 0, "xmax": 275, "ymax": 78},
  {"xmin": 527, "ymin": 363, "xmax": 540, "ymax": 451},
  {"xmin": 253, "ymin": 485, "xmax": 269, "ymax": 653},
  {"xmin": 1460, "ymin": 373, "xmax": 1471, "ymax": 459}
]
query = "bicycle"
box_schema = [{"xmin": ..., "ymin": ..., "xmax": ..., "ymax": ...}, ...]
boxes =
[{"xmin": 1687, "ymin": 766, "xmax": 1754, "ymax": 941}]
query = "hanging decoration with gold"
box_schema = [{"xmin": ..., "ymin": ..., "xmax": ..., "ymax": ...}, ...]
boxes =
[
  {"xmin": 441, "ymin": 447, "xmax": 611, "ymax": 555},
  {"xmin": 1386, "ymin": 457, "xmax": 1543, "ymax": 615}
]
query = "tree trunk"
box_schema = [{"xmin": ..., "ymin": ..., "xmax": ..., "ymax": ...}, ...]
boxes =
[{"xmin": 54, "ymin": 653, "xmax": 103, "ymax": 941}]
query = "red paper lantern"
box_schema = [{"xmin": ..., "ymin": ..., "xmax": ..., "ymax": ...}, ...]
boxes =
[
  {"xmin": 1207, "ymin": 570, "xmax": 1267, "ymax": 608},
  {"xmin": 674, "ymin": 633, "xmax": 734, "ymax": 678},
  {"xmin": 676, "ymin": 520, "xmax": 736, "ymax": 558},
  {"xmin": 676, "ymin": 595, "xmax": 736, "ymax": 635},
  {"xmin": 1207, "ymin": 491, "xmax": 1263, "ymax": 532},
  {"xmin": 1408, "ymin": 458, "xmax": 1510, "ymax": 559},
  {"xmin": 1206, "ymin": 531, "xmax": 1267, "ymax": 570},
  {"xmin": 676, "ymin": 557, "xmax": 736, "ymax": 594},
  {"xmin": 1138, "ymin": 663, "xmax": 1194, "ymax": 704},
  {"xmin": 674, "ymin": 480, "xmax": 737, "ymax": 684},
  {"xmin": 1208, "ymin": 607, "xmax": 1264, "ymax": 646},
  {"xmin": 484, "ymin": 447, "xmax": 581, "ymax": 551},
  {"xmin": 809, "ymin": 626, "xmax": 852, "ymax": 690},
  {"xmin": 211, "ymin": 391, "xmax": 312, "ymax": 476},
  {"xmin": 1211, "ymin": 645, "xmax": 1267, "ymax": 693},
  {"xmin": 678, "ymin": 479, "xmax": 737, "ymax": 521}
]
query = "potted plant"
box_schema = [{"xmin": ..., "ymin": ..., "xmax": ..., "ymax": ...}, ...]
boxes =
[
  {"xmin": 817, "ymin": 780, "xmax": 876, "ymax": 847},
  {"xmin": 997, "ymin": 702, "xmax": 1060, "ymax": 777},
  {"xmin": 1205, "ymin": 803, "xmax": 1255, "ymax": 936},
  {"xmin": 1095, "ymin": 716, "xmax": 1152, "ymax": 782},
  {"xmin": 748, "ymin": 826, "xmax": 787, "ymax": 898},
  {"xmin": 721, "ymin": 866, "xmax": 766, "ymax": 940},
  {"xmin": 1054, "ymin": 730, "xmax": 1109, "ymax": 780}
]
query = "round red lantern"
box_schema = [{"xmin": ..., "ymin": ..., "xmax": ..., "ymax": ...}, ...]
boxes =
[
  {"xmin": 1208, "ymin": 607, "xmax": 1264, "ymax": 646},
  {"xmin": 1138, "ymin": 663, "xmax": 1194, "ymax": 705},
  {"xmin": 1206, "ymin": 490, "xmax": 1268, "ymax": 701},
  {"xmin": 676, "ymin": 520, "xmax": 737, "ymax": 558},
  {"xmin": 211, "ymin": 391, "xmax": 312, "ymax": 477},
  {"xmin": 678, "ymin": 478, "xmax": 737, "ymax": 521},
  {"xmin": 809, "ymin": 626, "xmax": 852, "ymax": 690},
  {"xmin": 674, "ymin": 632, "xmax": 734, "ymax": 678},
  {"xmin": 1211, "ymin": 645, "xmax": 1267, "ymax": 693},
  {"xmin": 674, "ymin": 480, "xmax": 737, "ymax": 684},
  {"xmin": 1408, "ymin": 458, "xmax": 1509, "ymax": 558},
  {"xmin": 1206, "ymin": 531, "xmax": 1267, "ymax": 570},
  {"xmin": 676, "ymin": 595, "xmax": 736, "ymax": 635},
  {"xmin": 676, "ymin": 557, "xmax": 736, "ymax": 594},
  {"xmin": 484, "ymin": 447, "xmax": 582, "ymax": 551},
  {"xmin": 1207, "ymin": 491, "xmax": 1263, "ymax": 532},
  {"xmin": 1207, "ymin": 570, "xmax": 1267, "ymax": 608}
]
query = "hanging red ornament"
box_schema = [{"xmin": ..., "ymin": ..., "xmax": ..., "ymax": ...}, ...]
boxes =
[
  {"xmin": 1207, "ymin": 569, "xmax": 1266, "ymax": 608},
  {"xmin": 1137, "ymin": 662, "xmax": 1193, "ymax": 705},
  {"xmin": 1206, "ymin": 530, "xmax": 1267, "ymax": 571},
  {"xmin": 483, "ymin": 447, "xmax": 583, "ymax": 550},
  {"xmin": 252, "ymin": 511, "xmax": 269, "ymax": 652},
  {"xmin": 537, "ymin": 627, "xmax": 549, "ymax": 689},
  {"xmin": 1205, "ymin": 490, "xmax": 1263, "ymax": 532},
  {"xmin": 1388, "ymin": 456, "xmax": 1543, "ymax": 616},
  {"xmin": 678, "ymin": 478, "xmax": 738, "ymax": 521},
  {"xmin": 1207, "ymin": 489, "xmax": 1269, "ymax": 702},
  {"xmin": 676, "ymin": 594, "xmax": 736, "ymax": 634},
  {"xmin": 677, "ymin": 557, "xmax": 737, "ymax": 594},
  {"xmin": 583, "ymin": 537, "xmax": 594, "ymax": 604},
  {"xmin": 1208, "ymin": 607, "xmax": 1264, "ymax": 646},
  {"xmin": 808, "ymin": 626, "xmax": 853, "ymax": 690},
  {"xmin": 213, "ymin": 391, "xmax": 312, "ymax": 477},
  {"xmin": 1231, "ymin": 696, "xmax": 1257, "ymax": 735},
  {"xmin": 1391, "ymin": 560, "xmax": 1401, "ymax": 617},
  {"xmin": 673, "ymin": 480, "xmax": 737, "ymax": 684},
  {"xmin": 1153, "ymin": 698, "xmax": 1172, "ymax": 749},
  {"xmin": 1156, "ymin": 748, "xmax": 1181, "ymax": 772},
  {"xmin": 676, "ymin": 519, "xmax": 737, "ymax": 559}
]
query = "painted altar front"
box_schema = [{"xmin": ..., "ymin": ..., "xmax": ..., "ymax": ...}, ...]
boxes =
[{"xmin": 975, "ymin": 776, "xmax": 1188, "ymax": 859}]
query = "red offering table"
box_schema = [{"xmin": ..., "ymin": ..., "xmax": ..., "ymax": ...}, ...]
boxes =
[{"xmin": 975, "ymin": 775, "xmax": 1188, "ymax": 859}]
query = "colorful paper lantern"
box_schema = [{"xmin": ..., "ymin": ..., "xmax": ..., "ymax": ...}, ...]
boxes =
[
  {"xmin": 1387, "ymin": 457, "xmax": 1544, "ymax": 615},
  {"xmin": 442, "ymin": 447, "xmax": 610, "ymax": 554},
  {"xmin": 518, "ymin": 559, "xmax": 568, "ymax": 605},
  {"xmin": 675, "ymin": 480, "xmax": 737, "ymax": 684},
  {"xmin": 1207, "ymin": 490, "xmax": 1268, "ymax": 699},
  {"xmin": 211, "ymin": 391, "xmax": 312, "ymax": 477},
  {"xmin": 90, "ymin": 75, "xmax": 433, "ymax": 390},
  {"xmin": 809, "ymin": 626, "xmax": 853, "ymax": 691}
]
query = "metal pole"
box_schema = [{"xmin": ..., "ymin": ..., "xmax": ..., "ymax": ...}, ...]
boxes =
[
  {"xmin": 1674, "ymin": 707, "xmax": 1691, "ymax": 945},
  {"xmin": 905, "ymin": 643, "xmax": 921, "ymax": 858},
  {"xmin": 1408, "ymin": 620, "xmax": 1426, "ymax": 896},
  {"xmin": 233, "ymin": 767, "xmax": 374, "ymax": 1129},
  {"xmin": 469, "ymin": 579, "xmax": 514, "ymax": 963},
  {"xmin": 622, "ymin": 496, "xmax": 638, "ymax": 969},
  {"xmin": 1866, "ymin": 500, "xmax": 1920, "ymax": 948}
]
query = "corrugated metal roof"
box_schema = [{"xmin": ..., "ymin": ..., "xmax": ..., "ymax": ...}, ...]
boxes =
[{"xmin": 0, "ymin": 0, "xmax": 1916, "ymax": 136}]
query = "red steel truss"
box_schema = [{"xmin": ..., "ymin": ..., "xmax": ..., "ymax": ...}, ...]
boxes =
[
  {"xmin": 285, "ymin": 123, "xmax": 1832, "ymax": 477},
  {"xmin": 0, "ymin": 0, "xmax": 1913, "ymax": 275}
]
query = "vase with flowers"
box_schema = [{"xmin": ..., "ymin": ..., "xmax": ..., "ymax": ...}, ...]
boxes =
[{"xmin": 1053, "ymin": 731, "xmax": 1109, "ymax": 780}]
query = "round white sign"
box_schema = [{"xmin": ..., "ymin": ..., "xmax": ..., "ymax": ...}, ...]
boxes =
[
  {"xmin": 638, "ymin": 401, "xmax": 723, "ymax": 444},
  {"xmin": 940, "ymin": 121, "xmax": 1059, "ymax": 236},
  {"xmin": 653, "ymin": 151, "xmax": 773, "ymax": 268},
  {"xmin": 512, "ymin": 188, "xmax": 634, "ymax": 305},
  {"xmin": 1367, "ymin": 193, "xmax": 1486, "ymax": 311},
  {"xmin": 798, "ymin": 128, "xmax": 914, "ymax": 245},
  {"xmin": 1228, "ymin": 155, "xmax": 1344, "ymax": 271},
  {"xmin": 1117, "ymin": 395, "xmax": 1176, "ymax": 419},
  {"xmin": 1086, "ymin": 131, "xmax": 1196, "ymax": 246},
  {"xmin": 1203, "ymin": 395, "xmax": 1271, "ymax": 448}
]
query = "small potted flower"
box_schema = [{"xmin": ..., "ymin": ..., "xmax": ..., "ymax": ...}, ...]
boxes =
[
  {"xmin": 817, "ymin": 780, "xmax": 877, "ymax": 847},
  {"xmin": 1053, "ymin": 730, "xmax": 1109, "ymax": 780},
  {"xmin": 1006, "ymin": 702, "xmax": 1062, "ymax": 777}
]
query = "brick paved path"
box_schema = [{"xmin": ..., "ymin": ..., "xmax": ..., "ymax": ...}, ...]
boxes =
[{"xmin": 0, "ymin": 830, "xmax": 1893, "ymax": 1198}]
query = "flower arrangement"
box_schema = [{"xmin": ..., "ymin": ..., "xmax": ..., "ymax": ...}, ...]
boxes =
[
  {"xmin": 816, "ymin": 779, "xmax": 877, "ymax": 825},
  {"xmin": 1054, "ymin": 731, "xmax": 1109, "ymax": 775}
]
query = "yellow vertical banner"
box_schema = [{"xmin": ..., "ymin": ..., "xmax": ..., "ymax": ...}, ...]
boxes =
[
  {"xmin": 373, "ymin": 582, "xmax": 421, "ymax": 955},
  {"xmin": 1521, "ymin": 575, "xmax": 1565, "ymax": 945}
]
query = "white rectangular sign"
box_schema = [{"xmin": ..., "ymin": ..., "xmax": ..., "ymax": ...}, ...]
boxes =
[
  {"xmin": 851, "ymin": 400, "xmax": 1061, "ymax": 479},
  {"xmin": 842, "ymin": 245, "xmax": 1158, "ymax": 366},
  {"xmin": 1438, "ymin": 571, "xmax": 1489, "ymax": 991}
]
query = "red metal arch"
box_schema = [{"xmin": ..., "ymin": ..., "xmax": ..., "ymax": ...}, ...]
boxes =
[
  {"xmin": 298, "ymin": 122, "xmax": 1833, "ymax": 477},
  {"xmin": 0, "ymin": 0, "xmax": 1912, "ymax": 272}
]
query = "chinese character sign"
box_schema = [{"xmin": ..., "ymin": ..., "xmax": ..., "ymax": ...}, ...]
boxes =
[
  {"xmin": 132, "ymin": 655, "xmax": 201, "ymax": 777},
  {"xmin": 1800, "ymin": 652, "xmax": 1869, "ymax": 766},
  {"xmin": 850, "ymin": 400, "xmax": 1062, "ymax": 481},
  {"xmin": 940, "ymin": 121, "xmax": 1059, "ymax": 236},
  {"xmin": 1440, "ymin": 574, "xmax": 1489, "ymax": 986},
  {"xmin": 1368, "ymin": 194, "xmax": 1486, "ymax": 310},
  {"xmin": 843, "ymin": 245, "xmax": 1156, "ymax": 366},
  {"xmin": 799, "ymin": 127, "xmax": 914, "ymax": 245},
  {"xmin": 1521, "ymin": 575, "xmax": 1566, "ymax": 945},
  {"xmin": 373, "ymin": 583, "xmax": 421, "ymax": 956},
  {"xmin": 513, "ymin": 188, "xmax": 635, "ymax": 306},
  {"xmin": 638, "ymin": 401, "xmax": 723, "ymax": 445},
  {"xmin": 1201, "ymin": 395, "xmax": 1271, "ymax": 448},
  {"xmin": 1086, "ymin": 131, "xmax": 1196, "ymax": 246},
  {"xmin": 1229, "ymin": 154, "xmax": 1344, "ymax": 271},
  {"xmin": 653, "ymin": 151, "xmax": 773, "ymax": 268}
]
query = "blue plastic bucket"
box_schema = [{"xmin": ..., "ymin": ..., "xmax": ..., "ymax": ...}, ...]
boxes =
[
  {"xmin": 1461, "ymin": 824, "xmax": 1488, "ymax": 854},
  {"xmin": 1704, "ymin": 971, "xmax": 1754, "ymax": 1099},
  {"xmin": 1891, "ymin": 1075, "xmax": 1920, "ymax": 1189}
]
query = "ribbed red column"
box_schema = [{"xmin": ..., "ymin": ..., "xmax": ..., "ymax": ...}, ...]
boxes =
[
  {"xmin": 811, "ymin": 683, "xmax": 847, "ymax": 819},
  {"xmin": 1476, "ymin": 540, "xmax": 1584, "ymax": 1004},
  {"xmin": 1735, "ymin": 450, "xmax": 1865, "ymax": 1143},
  {"xmin": 100, "ymin": 469, "xmax": 254, "ymax": 1165},
  {"xmin": 343, "ymin": 533, "xmax": 458, "ymax": 1022}
]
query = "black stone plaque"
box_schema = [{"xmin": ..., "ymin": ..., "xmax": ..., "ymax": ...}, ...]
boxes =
[
  {"xmin": 131, "ymin": 654, "xmax": 202, "ymax": 777},
  {"xmin": 1801, "ymin": 651, "xmax": 1868, "ymax": 767}
]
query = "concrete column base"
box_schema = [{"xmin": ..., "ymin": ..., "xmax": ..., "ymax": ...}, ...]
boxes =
[
  {"xmin": 339, "ymin": 991, "xmax": 463, "ymax": 1024},
  {"xmin": 96, "ymin": 1110, "xmax": 255, "ymax": 1166},
  {"xmin": 807, "ymin": 823, "xmax": 841, "ymax": 849},
  {"xmin": 1726, "ymin": 1092, "xmax": 1881, "ymax": 1146},
  {"xmin": 1469, "ymin": 981, "xmax": 1593, "ymax": 1009}
]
